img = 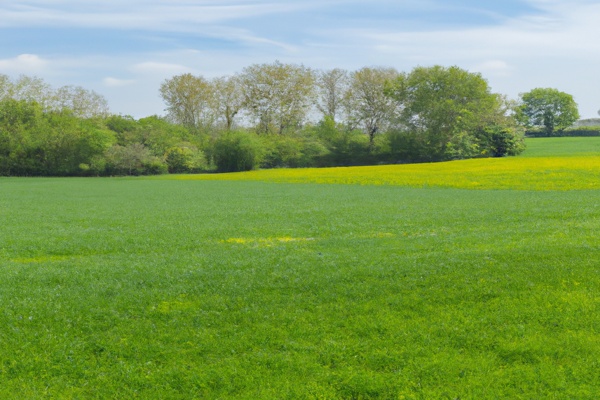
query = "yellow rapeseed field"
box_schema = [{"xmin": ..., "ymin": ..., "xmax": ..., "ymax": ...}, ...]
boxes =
[{"xmin": 170, "ymin": 155, "xmax": 600, "ymax": 191}]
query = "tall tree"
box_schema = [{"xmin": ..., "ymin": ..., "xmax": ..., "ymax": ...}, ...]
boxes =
[
  {"xmin": 516, "ymin": 88, "xmax": 579, "ymax": 135},
  {"xmin": 386, "ymin": 65, "xmax": 518, "ymax": 160},
  {"xmin": 240, "ymin": 61, "xmax": 315, "ymax": 134},
  {"xmin": 316, "ymin": 68, "xmax": 349, "ymax": 122},
  {"xmin": 0, "ymin": 74, "xmax": 12, "ymax": 100},
  {"xmin": 53, "ymin": 85, "xmax": 110, "ymax": 118},
  {"xmin": 7, "ymin": 75, "xmax": 54, "ymax": 110},
  {"xmin": 212, "ymin": 75, "xmax": 245, "ymax": 131},
  {"xmin": 344, "ymin": 67, "xmax": 399, "ymax": 146},
  {"xmin": 159, "ymin": 73, "xmax": 215, "ymax": 132},
  {"xmin": 0, "ymin": 75, "xmax": 110, "ymax": 117}
]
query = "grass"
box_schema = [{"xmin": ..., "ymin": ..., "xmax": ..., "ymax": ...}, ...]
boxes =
[
  {"xmin": 1, "ymin": 137, "xmax": 600, "ymax": 398},
  {"xmin": 162, "ymin": 137, "xmax": 600, "ymax": 191},
  {"xmin": 520, "ymin": 136, "xmax": 600, "ymax": 157}
]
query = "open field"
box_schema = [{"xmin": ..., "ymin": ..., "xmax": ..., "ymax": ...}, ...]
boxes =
[
  {"xmin": 164, "ymin": 137, "xmax": 600, "ymax": 191},
  {"xmin": 1, "ymin": 137, "xmax": 600, "ymax": 398}
]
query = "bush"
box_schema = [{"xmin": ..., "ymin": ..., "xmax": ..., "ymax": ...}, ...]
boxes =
[
  {"xmin": 476, "ymin": 125, "xmax": 526, "ymax": 157},
  {"xmin": 212, "ymin": 131, "xmax": 262, "ymax": 172},
  {"xmin": 165, "ymin": 144, "xmax": 207, "ymax": 173},
  {"xmin": 104, "ymin": 143, "xmax": 167, "ymax": 175},
  {"xmin": 326, "ymin": 129, "xmax": 371, "ymax": 165},
  {"xmin": 260, "ymin": 134, "xmax": 304, "ymax": 168}
]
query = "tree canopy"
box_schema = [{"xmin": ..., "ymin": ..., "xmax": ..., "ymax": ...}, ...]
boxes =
[
  {"xmin": 516, "ymin": 88, "xmax": 580, "ymax": 135},
  {"xmin": 385, "ymin": 65, "xmax": 524, "ymax": 161},
  {"xmin": 0, "ymin": 63, "xmax": 542, "ymax": 176}
]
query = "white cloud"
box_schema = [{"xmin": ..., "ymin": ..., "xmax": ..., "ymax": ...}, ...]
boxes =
[
  {"xmin": 0, "ymin": 1, "xmax": 317, "ymax": 31},
  {"xmin": 0, "ymin": 54, "xmax": 48, "ymax": 73},
  {"xmin": 3, "ymin": 1, "xmax": 600, "ymax": 118},
  {"xmin": 130, "ymin": 62, "xmax": 193, "ymax": 75},
  {"xmin": 472, "ymin": 60, "xmax": 514, "ymax": 78},
  {"xmin": 103, "ymin": 77, "xmax": 136, "ymax": 87}
]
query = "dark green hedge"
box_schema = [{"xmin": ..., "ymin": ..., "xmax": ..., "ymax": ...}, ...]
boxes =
[{"xmin": 525, "ymin": 126, "xmax": 600, "ymax": 137}]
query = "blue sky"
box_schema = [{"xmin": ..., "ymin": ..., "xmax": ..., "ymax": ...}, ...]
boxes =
[{"xmin": 1, "ymin": 0, "xmax": 599, "ymax": 119}]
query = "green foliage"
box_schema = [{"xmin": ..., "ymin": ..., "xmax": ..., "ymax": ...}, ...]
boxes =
[
  {"xmin": 258, "ymin": 133, "xmax": 330, "ymax": 168},
  {"xmin": 386, "ymin": 65, "xmax": 515, "ymax": 161},
  {"xmin": 527, "ymin": 126, "xmax": 600, "ymax": 137},
  {"xmin": 104, "ymin": 143, "xmax": 167, "ymax": 175},
  {"xmin": 259, "ymin": 134, "xmax": 305, "ymax": 168},
  {"xmin": 517, "ymin": 88, "xmax": 580, "ymax": 135},
  {"xmin": 240, "ymin": 61, "xmax": 316, "ymax": 135},
  {"xmin": 159, "ymin": 73, "xmax": 215, "ymax": 131},
  {"xmin": 165, "ymin": 144, "xmax": 206, "ymax": 173},
  {"xmin": 105, "ymin": 114, "xmax": 138, "ymax": 135},
  {"xmin": 212, "ymin": 130, "xmax": 262, "ymax": 172},
  {"xmin": 475, "ymin": 125, "xmax": 526, "ymax": 157},
  {"xmin": 328, "ymin": 128, "xmax": 371, "ymax": 165},
  {"xmin": 1, "ymin": 64, "xmax": 537, "ymax": 177},
  {"xmin": 0, "ymin": 99, "xmax": 116, "ymax": 176}
]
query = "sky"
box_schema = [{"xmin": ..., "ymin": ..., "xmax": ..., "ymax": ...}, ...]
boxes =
[{"xmin": 1, "ymin": 0, "xmax": 599, "ymax": 119}]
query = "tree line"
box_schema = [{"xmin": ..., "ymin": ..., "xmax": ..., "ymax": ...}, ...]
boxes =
[{"xmin": 0, "ymin": 63, "xmax": 580, "ymax": 176}]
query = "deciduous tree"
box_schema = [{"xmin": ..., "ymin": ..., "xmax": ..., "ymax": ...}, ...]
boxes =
[
  {"xmin": 240, "ymin": 61, "xmax": 315, "ymax": 134},
  {"xmin": 316, "ymin": 68, "xmax": 349, "ymax": 122},
  {"xmin": 386, "ymin": 65, "xmax": 518, "ymax": 160},
  {"xmin": 212, "ymin": 75, "xmax": 244, "ymax": 131},
  {"xmin": 516, "ymin": 88, "xmax": 579, "ymax": 135},
  {"xmin": 344, "ymin": 67, "xmax": 399, "ymax": 147},
  {"xmin": 159, "ymin": 73, "xmax": 215, "ymax": 132},
  {"xmin": 53, "ymin": 85, "xmax": 110, "ymax": 118}
]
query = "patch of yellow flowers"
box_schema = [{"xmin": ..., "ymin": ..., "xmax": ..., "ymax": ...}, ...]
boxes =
[
  {"xmin": 220, "ymin": 237, "xmax": 314, "ymax": 247},
  {"xmin": 169, "ymin": 155, "xmax": 600, "ymax": 191}
]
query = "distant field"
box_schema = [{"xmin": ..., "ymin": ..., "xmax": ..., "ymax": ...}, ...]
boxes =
[
  {"xmin": 164, "ymin": 137, "xmax": 600, "ymax": 191},
  {"xmin": 521, "ymin": 136, "xmax": 600, "ymax": 157},
  {"xmin": 1, "ymin": 137, "xmax": 600, "ymax": 398}
]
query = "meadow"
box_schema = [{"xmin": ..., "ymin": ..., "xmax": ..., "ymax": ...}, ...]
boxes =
[{"xmin": 1, "ymin": 137, "xmax": 599, "ymax": 398}]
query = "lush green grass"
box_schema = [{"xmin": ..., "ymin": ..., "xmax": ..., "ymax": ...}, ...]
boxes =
[
  {"xmin": 521, "ymin": 136, "xmax": 600, "ymax": 157},
  {"xmin": 164, "ymin": 137, "xmax": 600, "ymax": 191},
  {"xmin": 1, "ymin": 137, "xmax": 600, "ymax": 398}
]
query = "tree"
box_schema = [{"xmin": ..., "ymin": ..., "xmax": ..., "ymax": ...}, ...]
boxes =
[
  {"xmin": 0, "ymin": 75, "xmax": 110, "ymax": 117},
  {"xmin": 104, "ymin": 143, "xmax": 167, "ymax": 175},
  {"xmin": 159, "ymin": 73, "xmax": 215, "ymax": 132},
  {"xmin": 240, "ymin": 61, "xmax": 315, "ymax": 135},
  {"xmin": 316, "ymin": 68, "xmax": 349, "ymax": 122},
  {"xmin": 0, "ymin": 74, "xmax": 12, "ymax": 100},
  {"xmin": 53, "ymin": 85, "xmax": 110, "ymax": 118},
  {"xmin": 212, "ymin": 75, "xmax": 245, "ymax": 131},
  {"xmin": 517, "ymin": 88, "xmax": 579, "ymax": 135},
  {"xmin": 344, "ymin": 67, "xmax": 400, "ymax": 147},
  {"xmin": 386, "ymin": 65, "xmax": 517, "ymax": 161},
  {"xmin": 0, "ymin": 98, "xmax": 45, "ymax": 175},
  {"xmin": 4, "ymin": 75, "xmax": 54, "ymax": 110}
]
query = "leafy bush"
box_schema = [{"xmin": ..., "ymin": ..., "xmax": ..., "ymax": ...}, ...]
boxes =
[
  {"xmin": 212, "ymin": 130, "xmax": 262, "ymax": 172},
  {"xmin": 476, "ymin": 125, "xmax": 526, "ymax": 157},
  {"xmin": 104, "ymin": 143, "xmax": 167, "ymax": 175},
  {"xmin": 165, "ymin": 144, "xmax": 207, "ymax": 173},
  {"xmin": 260, "ymin": 134, "xmax": 305, "ymax": 168}
]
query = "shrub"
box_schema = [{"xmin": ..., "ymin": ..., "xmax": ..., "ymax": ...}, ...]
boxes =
[
  {"xmin": 212, "ymin": 131, "xmax": 262, "ymax": 172},
  {"xmin": 104, "ymin": 143, "xmax": 167, "ymax": 175},
  {"xmin": 165, "ymin": 144, "xmax": 207, "ymax": 173}
]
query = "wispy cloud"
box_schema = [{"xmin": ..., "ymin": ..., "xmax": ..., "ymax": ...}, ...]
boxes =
[
  {"xmin": 1, "ymin": 0, "xmax": 600, "ymax": 118},
  {"xmin": 103, "ymin": 77, "xmax": 136, "ymax": 87},
  {"xmin": 0, "ymin": 1, "xmax": 318, "ymax": 31},
  {"xmin": 130, "ymin": 61, "xmax": 193, "ymax": 75},
  {"xmin": 0, "ymin": 53, "xmax": 48, "ymax": 73}
]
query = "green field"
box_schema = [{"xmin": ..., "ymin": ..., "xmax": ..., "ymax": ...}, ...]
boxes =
[{"xmin": 1, "ymin": 138, "xmax": 600, "ymax": 398}]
